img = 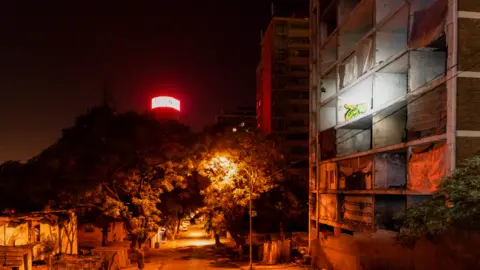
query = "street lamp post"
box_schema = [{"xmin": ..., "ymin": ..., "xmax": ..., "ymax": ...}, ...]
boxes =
[
  {"xmin": 249, "ymin": 180, "xmax": 253, "ymax": 270},
  {"xmin": 210, "ymin": 154, "xmax": 254, "ymax": 269}
]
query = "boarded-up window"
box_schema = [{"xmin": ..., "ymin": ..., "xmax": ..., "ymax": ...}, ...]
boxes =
[
  {"xmin": 407, "ymin": 84, "xmax": 446, "ymax": 140},
  {"xmin": 319, "ymin": 194, "xmax": 337, "ymax": 221},
  {"xmin": 319, "ymin": 163, "xmax": 337, "ymax": 190},
  {"xmin": 341, "ymin": 196, "xmax": 373, "ymax": 230},
  {"xmin": 408, "ymin": 143, "xmax": 446, "ymax": 192}
]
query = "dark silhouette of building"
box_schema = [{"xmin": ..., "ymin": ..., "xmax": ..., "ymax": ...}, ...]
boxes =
[{"xmin": 215, "ymin": 106, "xmax": 256, "ymax": 133}]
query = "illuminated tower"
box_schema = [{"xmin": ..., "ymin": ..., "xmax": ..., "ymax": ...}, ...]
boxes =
[{"xmin": 151, "ymin": 96, "xmax": 181, "ymax": 121}]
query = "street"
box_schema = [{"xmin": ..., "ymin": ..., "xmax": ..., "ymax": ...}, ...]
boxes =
[
  {"xmin": 134, "ymin": 224, "xmax": 240, "ymax": 270},
  {"xmin": 131, "ymin": 224, "xmax": 312, "ymax": 270}
]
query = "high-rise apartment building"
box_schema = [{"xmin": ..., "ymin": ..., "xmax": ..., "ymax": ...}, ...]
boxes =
[
  {"xmin": 257, "ymin": 16, "xmax": 310, "ymax": 181},
  {"xmin": 309, "ymin": 0, "xmax": 480, "ymax": 268}
]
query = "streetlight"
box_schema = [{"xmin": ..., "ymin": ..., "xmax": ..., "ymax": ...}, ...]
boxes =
[
  {"xmin": 248, "ymin": 173, "xmax": 253, "ymax": 270},
  {"xmin": 210, "ymin": 154, "xmax": 254, "ymax": 270},
  {"xmin": 209, "ymin": 155, "xmax": 237, "ymax": 184}
]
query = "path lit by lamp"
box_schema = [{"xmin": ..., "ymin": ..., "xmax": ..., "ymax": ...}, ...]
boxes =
[{"xmin": 151, "ymin": 96, "xmax": 181, "ymax": 111}]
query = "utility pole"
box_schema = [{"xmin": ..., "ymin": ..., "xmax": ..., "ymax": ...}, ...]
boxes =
[{"xmin": 249, "ymin": 179, "xmax": 253, "ymax": 270}]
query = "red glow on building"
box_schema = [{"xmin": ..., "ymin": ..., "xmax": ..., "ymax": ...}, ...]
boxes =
[
  {"xmin": 259, "ymin": 24, "xmax": 273, "ymax": 134},
  {"xmin": 151, "ymin": 96, "xmax": 181, "ymax": 111}
]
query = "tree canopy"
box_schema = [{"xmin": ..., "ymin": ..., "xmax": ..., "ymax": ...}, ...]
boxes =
[
  {"xmin": 0, "ymin": 105, "xmax": 309, "ymax": 253},
  {"xmin": 197, "ymin": 129, "xmax": 284, "ymax": 242},
  {"xmin": 157, "ymin": 171, "xmax": 208, "ymax": 238},
  {"xmin": 397, "ymin": 156, "xmax": 480, "ymax": 246},
  {"xmin": 0, "ymin": 106, "xmax": 197, "ymax": 249}
]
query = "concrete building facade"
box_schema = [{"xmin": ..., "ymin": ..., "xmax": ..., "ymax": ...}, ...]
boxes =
[
  {"xmin": 309, "ymin": 0, "xmax": 480, "ymax": 269},
  {"xmin": 257, "ymin": 16, "xmax": 310, "ymax": 181}
]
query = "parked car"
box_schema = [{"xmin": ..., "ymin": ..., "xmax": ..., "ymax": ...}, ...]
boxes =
[
  {"xmin": 181, "ymin": 224, "xmax": 188, "ymax": 231},
  {"xmin": 182, "ymin": 220, "xmax": 190, "ymax": 226}
]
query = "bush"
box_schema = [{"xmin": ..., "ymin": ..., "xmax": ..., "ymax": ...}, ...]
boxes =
[{"xmin": 397, "ymin": 156, "xmax": 480, "ymax": 246}]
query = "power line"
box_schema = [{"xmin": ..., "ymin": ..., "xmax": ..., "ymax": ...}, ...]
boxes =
[
  {"xmin": 197, "ymin": 48, "xmax": 480, "ymax": 181},
  {"xmin": 268, "ymin": 157, "xmax": 308, "ymax": 179},
  {"xmin": 267, "ymin": 49, "xmax": 480, "ymax": 178},
  {"xmin": 334, "ymin": 49, "xmax": 480, "ymax": 146}
]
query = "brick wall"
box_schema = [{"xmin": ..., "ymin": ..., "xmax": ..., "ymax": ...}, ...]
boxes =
[
  {"xmin": 456, "ymin": 77, "xmax": 480, "ymax": 130},
  {"xmin": 458, "ymin": 18, "xmax": 480, "ymax": 72},
  {"xmin": 458, "ymin": 0, "xmax": 480, "ymax": 12},
  {"xmin": 456, "ymin": 1, "xmax": 480, "ymax": 164},
  {"xmin": 456, "ymin": 137, "xmax": 480, "ymax": 164}
]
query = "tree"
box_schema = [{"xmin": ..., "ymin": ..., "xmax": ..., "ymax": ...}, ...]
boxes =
[
  {"xmin": 158, "ymin": 171, "xmax": 207, "ymax": 239},
  {"xmin": 54, "ymin": 108, "xmax": 195, "ymax": 269},
  {"xmin": 198, "ymin": 130, "xmax": 284, "ymax": 245},
  {"xmin": 0, "ymin": 160, "xmax": 25, "ymax": 209},
  {"xmin": 82, "ymin": 164, "xmax": 164, "ymax": 249},
  {"xmin": 397, "ymin": 156, "xmax": 480, "ymax": 246},
  {"xmin": 255, "ymin": 182, "xmax": 307, "ymax": 234},
  {"xmin": 68, "ymin": 110, "xmax": 193, "ymax": 231},
  {"xmin": 40, "ymin": 233, "xmax": 58, "ymax": 270},
  {"xmin": 1, "ymin": 106, "xmax": 196, "ymax": 268}
]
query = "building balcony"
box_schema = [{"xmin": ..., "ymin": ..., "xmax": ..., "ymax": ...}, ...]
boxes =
[
  {"xmin": 310, "ymin": 140, "xmax": 445, "ymax": 232},
  {"xmin": 313, "ymin": 54, "xmax": 446, "ymax": 157},
  {"xmin": 312, "ymin": 1, "xmax": 448, "ymax": 156},
  {"xmin": 315, "ymin": 191, "xmax": 434, "ymax": 232}
]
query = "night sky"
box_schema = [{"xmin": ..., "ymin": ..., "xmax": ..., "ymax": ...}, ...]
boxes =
[{"xmin": 0, "ymin": 0, "xmax": 307, "ymax": 163}]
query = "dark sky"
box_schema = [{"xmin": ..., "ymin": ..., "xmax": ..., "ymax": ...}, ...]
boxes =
[{"xmin": 0, "ymin": 0, "xmax": 307, "ymax": 163}]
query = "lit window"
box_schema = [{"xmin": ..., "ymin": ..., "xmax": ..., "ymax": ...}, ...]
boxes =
[{"xmin": 232, "ymin": 128, "xmax": 237, "ymax": 132}]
